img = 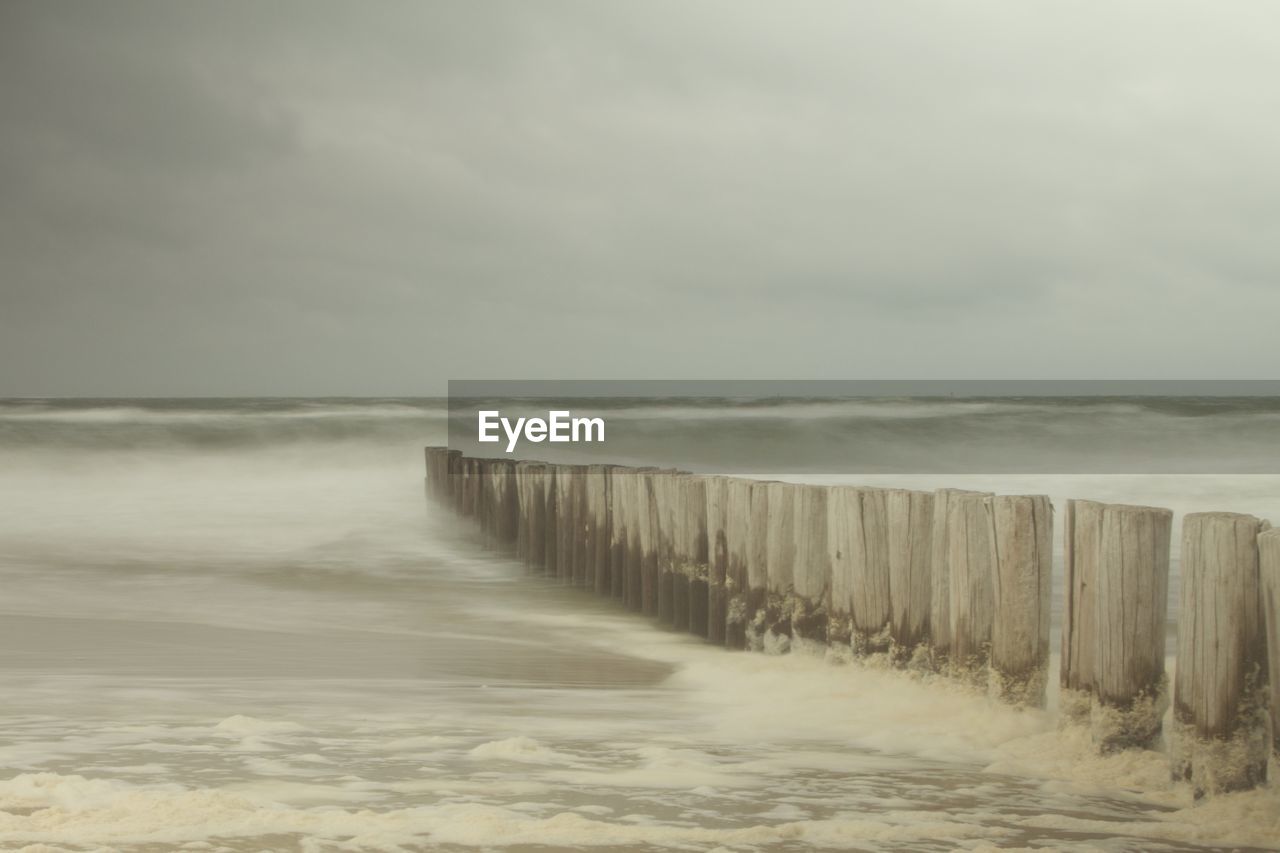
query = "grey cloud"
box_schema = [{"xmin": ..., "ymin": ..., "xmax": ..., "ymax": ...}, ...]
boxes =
[{"xmin": 2, "ymin": 1, "xmax": 1279, "ymax": 395}]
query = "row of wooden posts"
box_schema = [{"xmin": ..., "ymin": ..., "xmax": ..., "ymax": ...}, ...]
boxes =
[{"xmin": 424, "ymin": 447, "xmax": 1280, "ymax": 798}]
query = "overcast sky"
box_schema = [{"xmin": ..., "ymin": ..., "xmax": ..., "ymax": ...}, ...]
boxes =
[{"xmin": 2, "ymin": 2, "xmax": 1279, "ymax": 396}]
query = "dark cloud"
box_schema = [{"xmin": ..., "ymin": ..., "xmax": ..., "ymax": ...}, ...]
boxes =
[{"xmin": 2, "ymin": 1, "xmax": 1279, "ymax": 395}]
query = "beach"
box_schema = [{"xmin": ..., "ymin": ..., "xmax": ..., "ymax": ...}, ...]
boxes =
[{"xmin": 1, "ymin": 398, "xmax": 1278, "ymax": 851}]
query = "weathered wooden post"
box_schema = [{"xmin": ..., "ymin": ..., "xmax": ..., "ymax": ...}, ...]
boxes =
[
  {"xmin": 614, "ymin": 467, "xmax": 635, "ymax": 608},
  {"xmin": 623, "ymin": 468, "xmax": 645, "ymax": 611},
  {"xmin": 792, "ymin": 484, "xmax": 831, "ymax": 652},
  {"xmin": 639, "ymin": 469, "xmax": 664, "ymax": 617},
  {"xmin": 827, "ymin": 485, "xmax": 856, "ymax": 657},
  {"xmin": 851, "ymin": 488, "xmax": 892, "ymax": 655},
  {"xmin": 1091, "ymin": 503, "xmax": 1173, "ymax": 750},
  {"xmin": 724, "ymin": 477, "xmax": 754, "ymax": 650},
  {"xmin": 571, "ymin": 468, "xmax": 590, "ymax": 586},
  {"xmin": 683, "ymin": 475, "xmax": 711, "ymax": 637},
  {"xmin": 887, "ymin": 488, "xmax": 934, "ymax": 665},
  {"xmin": 763, "ymin": 481, "xmax": 797, "ymax": 653},
  {"xmin": 929, "ymin": 488, "xmax": 959, "ymax": 646},
  {"xmin": 988, "ymin": 495, "xmax": 1052, "ymax": 706},
  {"xmin": 1259, "ymin": 528, "xmax": 1280, "ymax": 764},
  {"xmin": 1061, "ymin": 499, "xmax": 1104, "ymax": 721},
  {"xmin": 947, "ymin": 493, "xmax": 995, "ymax": 682},
  {"xmin": 657, "ymin": 473, "xmax": 687, "ymax": 627},
  {"xmin": 513, "ymin": 459, "xmax": 529, "ymax": 560},
  {"xmin": 458, "ymin": 457, "xmax": 477, "ymax": 518},
  {"xmin": 542, "ymin": 464, "xmax": 559, "ymax": 576},
  {"xmin": 1171, "ymin": 512, "xmax": 1270, "ymax": 796},
  {"xmin": 553, "ymin": 465, "xmax": 577, "ymax": 582},
  {"xmin": 745, "ymin": 480, "xmax": 772, "ymax": 651},
  {"xmin": 522, "ymin": 462, "xmax": 549, "ymax": 572},
  {"xmin": 589, "ymin": 465, "xmax": 613, "ymax": 597},
  {"xmin": 705, "ymin": 476, "xmax": 730, "ymax": 645},
  {"xmin": 488, "ymin": 458, "xmax": 514, "ymax": 545},
  {"xmin": 448, "ymin": 448, "xmax": 463, "ymax": 507},
  {"xmin": 609, "ymin": 467, "xmax": 637, "ymax": 600},
  {"xmin": 477, "ymin": 458, "xmax": 495, "ymax": 536},
  {"xmin": 423, "ymin": 447, "xmax": 444, "ymax": 501}
]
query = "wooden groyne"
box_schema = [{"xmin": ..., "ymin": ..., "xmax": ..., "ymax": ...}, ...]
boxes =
[{"xmin": 424, "ymin": 448, "xmax": 1278, "ymax": 795}]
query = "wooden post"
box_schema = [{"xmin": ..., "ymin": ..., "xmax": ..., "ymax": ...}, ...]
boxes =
[
  {"xmin": 705, "ymin": 476, "xmax": 730, "ymax": 645},
  {"xmin": 827, "ymin": 486, "xmax": 856, "ymax": 656},
  {"xmin": 851, "ymin": 488, "xmax": 892, "ymax": 655},
  {"xmin": 1171, "ymin": 512, "xmax": 1270, "ymax": 796},
  {"xmin": 553, "ymin": 465, "xmax": 577, "ymax": 582},
  {"xmin": 988, "ymin": 495, "xmax": 1053, "ymax": 706},
  {"xmin": 947, "ymin": 493, "xmax": 995, "ymax": 682},
  {"xmin": 1259, "ymin": 528, "xmax": 1280, "ymax": 765},
  {"xmin": 744, "ymin": 480, "xmax": 772, "ymax": 651},
  {"xmin": 724, "ymin": 477, "xmax": 754, "ymax": 650},
  {"xmin": 763, "ymin": 481, "xmax": 797, "ymax": 653},
  {"xmin": 682, "ymin": 475, "xmax": 711, "ymax": 637},
  {"xmin": 424, "ymin": 447, "xmax": 445, "ymax": 502},
  {"xmin": 608, "ymin": 467, "xmax": 631, "ymax": 600},
  {"xmin": 1061, "ymin": 499, "xmax": 1104, "ymax": 722},
  {"xmin": 495, "ymin": 460, "xmax": 519, "ymax": 549},
  {"xmin": 589, "ymin": 465, "xmax": 613, "ymax": 597},
  {"xmin": 541, "ymin": 464, "xmax": 558, "ymax": 575},
  {"xmin": 513, "ymin": 460, "xmax": 529, "ymax": 560},
  {"xmin": 791, "ymin": 484, "xmax": 831, "ymax": 652},
  {"xmin": 658, "ymin": 473, "xmax": 687, "ymax": 627},
  {"xmin": 616, "ymin": 467, "xmax": 637, "ymax": 609},
  {"xmin": 624, "ymin": 469, "xmax": 646, "ymax": 611},
  {"xmin": 571, "ymin": 467, "xmax": 590, "ymax": 586},
  {"xmin": 639, "ymin": 469, "xmax": 664, "ymax": 617},
  {"xmin": 453, "ymin": 448, "xmax": 468, "ymax": 507},
  {"xmin": 887, "ymin": 488, "xmax": 934, "ymax": 665},
  {"xmin": 928, "ymin": 489, "xmax": 986, "ymax": 669},
  {"xmin": 1091, "ymin": 503, "xmax": 1173, "ymax": 750},
  {"xmin": 523, "ymin": 462, "xmax": 549, "ymax": 572}
]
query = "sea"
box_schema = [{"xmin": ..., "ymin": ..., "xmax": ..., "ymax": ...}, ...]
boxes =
[{"xmin": 1, "ymin": 397, "xmax": 1277, "ymax": 852}]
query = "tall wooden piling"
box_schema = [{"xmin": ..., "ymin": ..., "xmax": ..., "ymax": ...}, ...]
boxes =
[
  {"xmin": 490, "ymin": 460, "xmax": 519, "ymax": 548},
  {"xmin": 515, "ymin": 461, "xmax": 546, "ymax": 570},
  {"xmin": 541, "ymin": 464, "xmax": 559, "ymax": 575},
  {"xmin": 1171, "ymin": 512, "xmax": 1270, "ymax": 796},
  {"xmin": 618, "ymin": 468, "xmax": 642, "ymax": 609},
  {"xmin": 639, "ymin": 469, "xmax": 664, "ymax": 617},
  {"xmin": 705, "ymin": 476, "xmax": 730, "ymax": 645},
  {"xmin": 724, "ymin": 477, "xmax": 754, "ymax": 649},
  {"xmin": 623, "ymin": 469, "xmax": 649, "ymax": 611},
  {"xmin": 571, "ymin": 468, "xmax": 590, "ymax": 587},
  {"xmin": 988, "ymin": 495, "xmax": 1052, "ymax": 706},
  {"xmin": 445, "ymin": 449, "xmax": 463, "ymax": 511},
  {"xmin": 608, "ymin": 467, "xmax": 629, "ymax": 599},
  {"xmin": 851, "ymin": 488, "xmax": 892, "ymax": 655},
  {"xmin": 1061, "ymin": 499, "xmax": 1104, "ymax": 721},
  {"xmin": 947, "ymin": 493, "xmax": 995, "ymax": 681},
  {"xmin": 1091, "ymin": 503, "xmax": 1173, "ymax": 750},
  {"xmin": 929, "ymin": 489, "xmax": 987, "ymax": 669},
  {"xmin": 589, "ymin": 465, "xmax": 613, "ymax": 597},
  {"xmin": 1259, "ymin": 528, "xmax": 1280, "ymax": 763},
  {"xmin": 763, "ymin": 481, "xmax": 797, "ymax": 652},
  {"xmin": 658, "ymin": 473, "xmax": 688, "ymax": 627},
  {"xmin": 887, "ymin": 489, "xmax": 934, "ymax": 664},
  {"xmin": 827, "ymin": 486, "xmax": 856, "ymax": 655},
  {"xmin": 744, "ymin": 480, "xmax": 772, "ymax": 651},
  {"xmin": 792, "ymin": 484, "xmax": 831, "ymax": 651},
  {"xmin": 553, "ymin": 465, "xmax": 579, "ymax": 582},
  {"xmin": 683, "ymin": 475, "xmax": 711, "ymax": 637}
]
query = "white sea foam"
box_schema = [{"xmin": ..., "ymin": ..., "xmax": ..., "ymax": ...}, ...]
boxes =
[{"xmin": 467, "ymin": 736, "xmax": 573, "ymax": 765}]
